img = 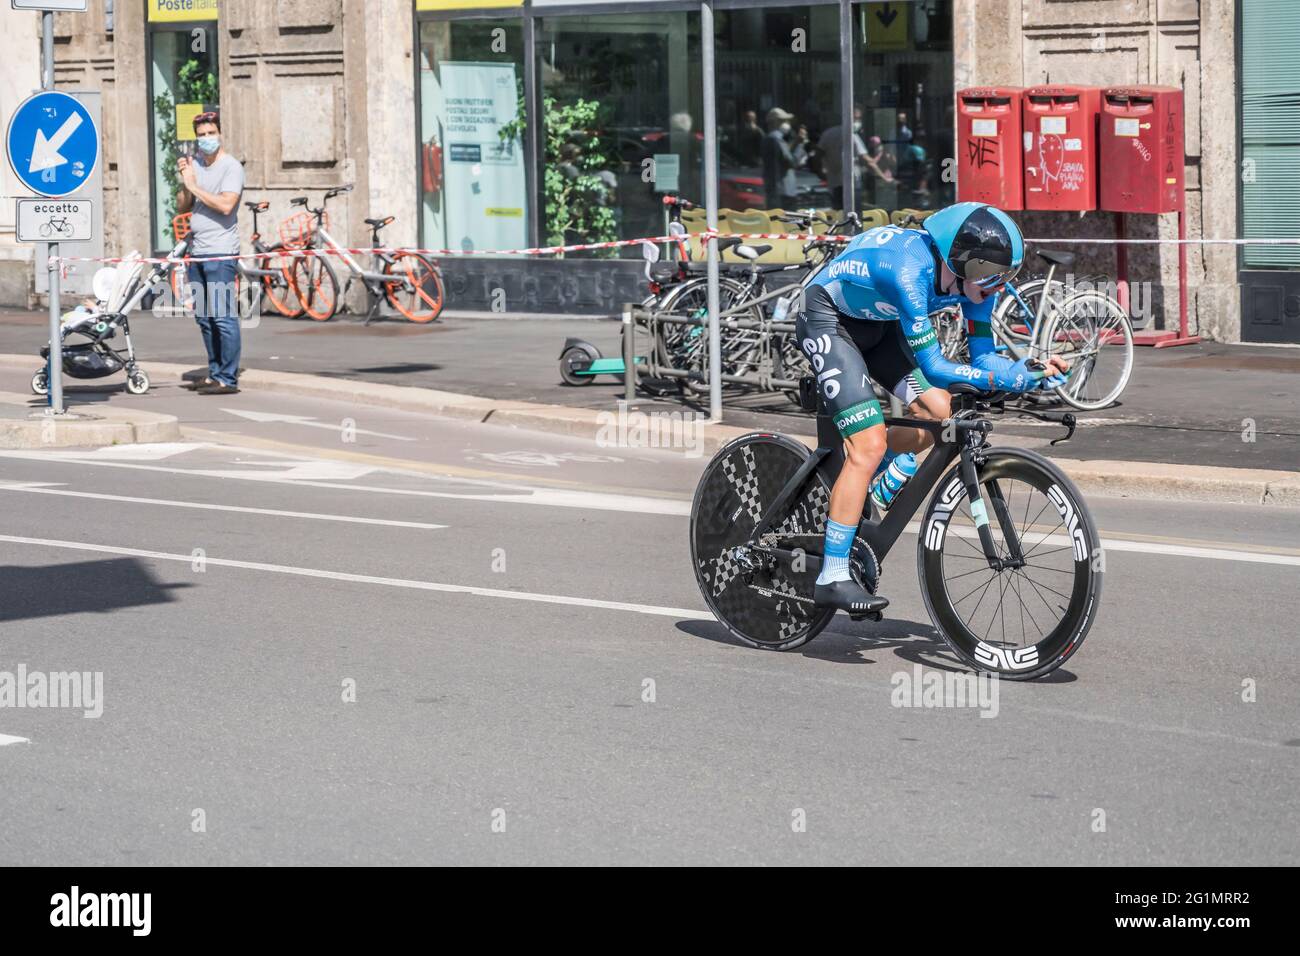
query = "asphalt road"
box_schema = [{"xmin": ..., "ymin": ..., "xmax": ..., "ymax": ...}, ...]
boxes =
[
  {"xmin": 0, "ymin": 390, "xmax": 1297, "ymax": 865},
  {"xmin": 2, "ymin": 306, "xmax": 1298, "ymax": 471}
]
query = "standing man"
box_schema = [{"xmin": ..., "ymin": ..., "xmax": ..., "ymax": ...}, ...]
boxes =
[
  {"xmin": 760, "ymin": 107, "xmax": 808, "ymax": 210},
  {"xmin": 177, "ymin": 110, "xmax": 244, "ymax": 395},
  {"xmin": 818, "ymin": 104, "xmax": 868, "ymax": 210}
]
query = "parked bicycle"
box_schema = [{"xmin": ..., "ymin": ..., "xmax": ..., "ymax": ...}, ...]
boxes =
[
  {"xmin": 233, "ymin": 200, "xmax": 304, "ymax": 321},
  {"xmin": 287, "ymin": 184, "xmax": 444, "ymax": 323},
  {"xmin": 690, "ymin": 378, "xmax": 1101, "ymax": 679},
  {"xmin": 643, "ymin": 200, "xmax": 858, "ymax": 401}
]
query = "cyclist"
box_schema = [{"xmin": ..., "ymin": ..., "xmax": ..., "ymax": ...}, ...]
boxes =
[{"xmin": 796, "ymin": 201, "xmax": 1069, "ymax": 614}]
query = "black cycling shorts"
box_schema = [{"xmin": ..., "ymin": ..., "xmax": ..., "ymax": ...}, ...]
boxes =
[{"xmin": 794, "ymin": 284, "xmax": 932, "ymax": 439}]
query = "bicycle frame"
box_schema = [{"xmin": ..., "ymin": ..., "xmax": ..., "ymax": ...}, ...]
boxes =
[
  {"xmin": 744, "ymin": 394, "xmax": 1020, "ymax": 573},
  {"xmin": 313, "ymin": 222, "xmax": 390, "ymax": 286}
]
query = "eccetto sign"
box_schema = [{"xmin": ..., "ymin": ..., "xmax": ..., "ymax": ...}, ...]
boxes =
[
  {"xmin": 147, "ymin": 0, "xmax": 219, "ymax": 22},
  {"xmin": 16, "ymin": 198, "xmax": 94, "ymax": 242}
]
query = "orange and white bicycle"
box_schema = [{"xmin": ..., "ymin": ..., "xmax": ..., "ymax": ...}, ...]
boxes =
[{"xmin": 285, "ymin": 184, "xmax": 444, "ymax": 323}]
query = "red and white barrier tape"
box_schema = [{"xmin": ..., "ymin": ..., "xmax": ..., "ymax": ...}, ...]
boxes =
[
  {"xmin": 44, "ymin": 230, "xmax": 1300, "ymax": 270},
  {"xmin": 1025, "ymin": 237, "xmax": 1300, "ymax": 245}
]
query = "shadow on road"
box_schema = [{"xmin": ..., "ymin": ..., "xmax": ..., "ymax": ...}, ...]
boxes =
[
  {"xmin": 674, "ymin": 616, "xmax": 1077, "ymax": 682},
  {"xmin": 0, "ymin": 557, "xmax": 192, "ymax": 623}
]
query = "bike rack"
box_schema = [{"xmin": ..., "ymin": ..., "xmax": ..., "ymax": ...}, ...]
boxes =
[{"xmin": 622, "ymin": 304, "xmax": 805, "ymax": 399}]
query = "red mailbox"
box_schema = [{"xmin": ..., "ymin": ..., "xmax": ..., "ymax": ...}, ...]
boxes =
[
  {"xmin": 956, "ymin": 87, "xmax": 1024, "ymax": 210},
  {"xmin": 1023, "ymin": 85, "xmax": 1099, "ymax": 211},
  {"xmin": 1099, "ymin": 86, "xmax": 1185, "ymax": 214}
]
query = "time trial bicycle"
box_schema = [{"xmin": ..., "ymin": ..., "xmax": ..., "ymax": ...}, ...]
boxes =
[{"xmin": 689, "ymin": 379, "xmax": 1103, "ymax": 679}]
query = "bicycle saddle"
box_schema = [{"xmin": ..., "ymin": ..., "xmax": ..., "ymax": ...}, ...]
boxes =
[
  {"xmin": 365, "ymin": 216, "xmax": 394, "ymax": 228},
  {"xmin": 289, "ymin": 196, "xmax": 308, "ymax": 207},
  {"xmin": 734, "ymin": 243, "xmax": 772, "ymax": 260},
  {"xmin": 244, "ymin": 200, "xmax": 269, "ymax": 212},
  {"xmin": 946, "ymin": 382, "xmax": 983, "ymax": 396},
  {"xmin": 1036, "ymin": 248, "xmax": 1076, "ymax": 269}
]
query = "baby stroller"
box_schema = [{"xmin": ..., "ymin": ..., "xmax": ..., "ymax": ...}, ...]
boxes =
[{"xmin": 31, "ymin": 235, "xmax": 189, "ymax": 398}]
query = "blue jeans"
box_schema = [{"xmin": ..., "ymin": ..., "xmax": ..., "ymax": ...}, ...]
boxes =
[{"xmin": 188, "ymin": 255, "xmax": 241, "ymax": 387}]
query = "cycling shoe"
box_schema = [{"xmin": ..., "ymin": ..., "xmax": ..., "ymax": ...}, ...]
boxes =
[{"xmin": 813, "ymin": 578, "xmax": 889, "ymax": 615}]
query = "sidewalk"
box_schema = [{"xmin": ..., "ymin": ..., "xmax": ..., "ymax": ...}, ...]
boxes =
[
  {"xmin": 1, "ymin": 306, "xmax": 1297, "ymax": 500},
  {"xmin": 0, "ymin": 388, "xmax": 180, "ymax": 448}
]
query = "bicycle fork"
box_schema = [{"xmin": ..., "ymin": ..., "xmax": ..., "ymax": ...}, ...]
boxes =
[{"xmin": 955, "ymin": 436, "xmax": 1027, "ymax": 572}]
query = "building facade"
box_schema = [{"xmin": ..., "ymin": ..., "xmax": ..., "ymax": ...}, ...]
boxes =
[{"xmin": 0, "ymin": 1, "xmax": 1294, "ymax": 343}]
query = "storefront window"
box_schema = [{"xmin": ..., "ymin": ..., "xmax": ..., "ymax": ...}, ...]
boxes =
[
  {"xmin": 417, "ymin": 16, "xmax": 528, "ymax": 255},
  {"xmin": 536, "ymin": 11, "xmax": 702, "ymax": 254},
  {"xmin": 148, "ymin": 5, "xmax": 220, "ymax": 251},
  {"xmin": 715, "ymin": 5, "xmax": 840, "ymax": 215},
  {"xmin": 853, "ymin": 0, "xmax": 955, "ymax": 215}
]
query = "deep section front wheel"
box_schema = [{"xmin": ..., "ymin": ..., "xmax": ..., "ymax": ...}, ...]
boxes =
[
  {"xmin": 690, "ymin": 433, "xmax": 837, "ymax": 650},
  {"xmin": 916, "ymin": 447, "xmax": 1102, "ymax": 680}
]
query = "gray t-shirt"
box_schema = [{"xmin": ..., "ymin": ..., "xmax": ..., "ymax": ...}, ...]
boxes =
[{"xmin": 188, "ymin": 152, "xmax": 244, "ymax": 255}]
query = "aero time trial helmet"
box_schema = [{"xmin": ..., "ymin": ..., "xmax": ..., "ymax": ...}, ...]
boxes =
[{"xmin": 923, "ymin": 202, "xmax": 1025, "ymax": 289}]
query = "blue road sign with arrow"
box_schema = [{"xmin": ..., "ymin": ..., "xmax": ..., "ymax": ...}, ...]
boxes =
[{"xmin": 5, "ymin": 90, "xmax": 100, "ymax": 198}]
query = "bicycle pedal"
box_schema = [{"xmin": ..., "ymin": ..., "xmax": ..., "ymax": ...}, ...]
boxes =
[{"xmin": 848, "ymin": 610, "xmax": 883, "ymax": 623}]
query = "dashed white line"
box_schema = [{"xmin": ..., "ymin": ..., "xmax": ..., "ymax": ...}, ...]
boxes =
[
  {"xmin": 0, "ymin": 483, "xmax": 447, "ymax": 530},
  {"xmin": 0, "ymin": 733, "xmax": 31, "ymax": 747}
]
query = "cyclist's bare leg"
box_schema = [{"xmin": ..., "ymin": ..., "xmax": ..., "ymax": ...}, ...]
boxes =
[
  {"xmin": 817, "ymin": 422, "xmax": 890, "ymax": 614},
  {"xmin": 828, "ymin": 423, "xmax": 886, "ymax": 527}
]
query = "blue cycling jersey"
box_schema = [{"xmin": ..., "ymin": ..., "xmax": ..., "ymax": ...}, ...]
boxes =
[{"xmin": 809, "ymin": 224, "xmax": 1036, "ymax": 392}]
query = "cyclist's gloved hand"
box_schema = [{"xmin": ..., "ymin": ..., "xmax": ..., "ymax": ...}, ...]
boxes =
[{"xmin": 1009, "ymin": 357, "xmax": 1066, "ymax": 392}]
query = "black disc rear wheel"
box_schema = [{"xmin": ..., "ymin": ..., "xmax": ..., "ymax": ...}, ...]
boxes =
[{"xmin": 690, "ymin": 433, "xmax": 835, "ymax": 650}]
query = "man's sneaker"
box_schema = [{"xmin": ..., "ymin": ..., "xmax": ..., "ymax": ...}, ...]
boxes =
[
  {"xmin": 197, "ymin": 382, "xmax": 240, "ymax": 395},
  {"xmin": 813, "ymin": 578, "xmax": 889, "ymax": 615}
]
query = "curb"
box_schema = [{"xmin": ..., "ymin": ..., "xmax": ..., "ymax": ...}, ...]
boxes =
[
  {"xmin": 1, "ymin": 354, "xmax": 1296, "ymax": 506},
  {"xmin": 0, "ymin": 389, "xmax": 181, "ymax": 449}
]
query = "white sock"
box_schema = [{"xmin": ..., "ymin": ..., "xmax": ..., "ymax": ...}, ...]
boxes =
[{"xmin": 817, "ymin": 554, "xmax": 852, "ymax": 585}]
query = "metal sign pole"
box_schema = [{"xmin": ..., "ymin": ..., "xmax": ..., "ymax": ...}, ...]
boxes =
[
  {"xmin": 701, "ymin": 0, "xmax": 721, "ymax": 422},
  {"xmin": 41, "ymin": 9, "xmax": 65, "ymax": 415}
]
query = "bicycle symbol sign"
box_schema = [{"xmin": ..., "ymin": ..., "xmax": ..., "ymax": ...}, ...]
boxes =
[
  {"xmin": 5, "ymin": 90, "xmax": 100, "ymax": 198},
  {"xmin": 15, "ymin": 198, "xmax": 94, "ymax": 243}
]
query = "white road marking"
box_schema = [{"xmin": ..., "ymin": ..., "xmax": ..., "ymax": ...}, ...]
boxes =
[
  {"xmin": 903, "ymin": 522, "xmax": 1300, "ymax": 568},
  {"xmin": 0, "ymin": 535, "xmax": 714, "ymax": 621},
  {"xmin": 29, "ymin": 442, "xmax": 211, "ymax": 461},
  {"xmin": 2, "ymin": 449, "xmax": 1298, "ymax": 563},
  {"xmin": 0, "ymin": 483, "xmax": 446, "ymax": 530},
  {"xmin": 0, "ymin": 450, "xmax": 691, "ymax": 514},
  {"xmin": 194, "ymin": 462, "xmax": 379, "ymax": 481},
  {"xmin": 0, "ymin": 733, "xmax": 31, "ymax": 747},
  {"xmin": 222, "ymin": 408, "xmax": 416, "ymax": 442}
]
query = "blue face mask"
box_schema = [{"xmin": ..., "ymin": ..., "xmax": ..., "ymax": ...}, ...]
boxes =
[{"xmin": 196, "ymin": 136, "xmax": 220, "ymax": 155}]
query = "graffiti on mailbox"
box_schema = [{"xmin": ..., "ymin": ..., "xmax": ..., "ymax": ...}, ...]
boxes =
[
  {"xmin": 966, "ymin": 137, "xmax": 999, "ymax": 169},
  {"xmin": 1032, "ymin": 134, "xmax": 1087, "ymax": 193}
]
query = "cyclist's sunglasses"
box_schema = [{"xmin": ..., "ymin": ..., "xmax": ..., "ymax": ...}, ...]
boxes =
[{"xmin": 964, "ymin": 258, "xmax": 1022, "ymax": 291}]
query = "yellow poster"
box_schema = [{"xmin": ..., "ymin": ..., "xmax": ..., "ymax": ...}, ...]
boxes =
[
  {"xmin": 416, "ymin": 0, "xmax": 521, "ymax": 10},
  {"xmin": 865, "ymin": 2, "xmax": 909, "ymax": 52},
  {"xmin": 175, "ymin": 103, "xmax": 203, "ymax": 140},
  {"xmin": 148, "ymin": 0, "xmax": 220, "ymax": 22}
]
